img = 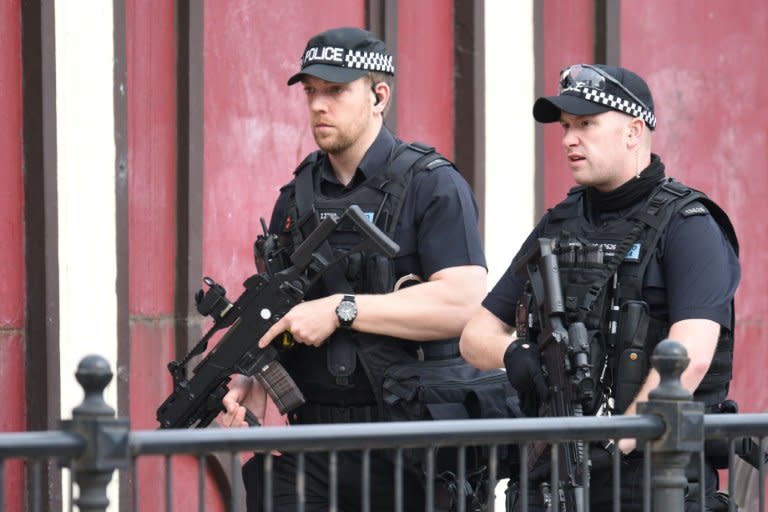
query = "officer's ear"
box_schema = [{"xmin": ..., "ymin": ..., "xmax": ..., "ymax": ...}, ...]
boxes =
[
  {"xmin": 626, "ymin": 118, "xmax": 644, "ymax": 147},
  {"xmin": 370, "ymin": 81, "xmax": 390, "ymax": 111}
]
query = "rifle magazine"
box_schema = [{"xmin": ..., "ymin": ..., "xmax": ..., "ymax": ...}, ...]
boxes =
[{"xmin": 253, "ymin": 362, "xmax": 306, "ymax": 415}]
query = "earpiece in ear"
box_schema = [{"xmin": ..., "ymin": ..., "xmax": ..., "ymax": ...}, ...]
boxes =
[
  {"xmin": 371, "ymin": 83, "xmax": 381, "ymax": 106},
  {"xmin": 374, "ymin": 94, "xmax": 382, "ymax": 106}
]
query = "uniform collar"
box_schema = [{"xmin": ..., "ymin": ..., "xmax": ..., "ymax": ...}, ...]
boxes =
[{"xmin": 319, "ymin": 126, "xmax": 398, "ymax": 187}]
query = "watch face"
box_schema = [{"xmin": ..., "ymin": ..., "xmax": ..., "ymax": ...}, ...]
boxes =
[{"xmin": 337, "ymin": 301, "xmax": 356, "ymax": 322}]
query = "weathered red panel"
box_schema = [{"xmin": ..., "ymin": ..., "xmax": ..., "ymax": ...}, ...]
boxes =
[
  {"xmin": 0, "ymin": 0, "xmax": 24, "ymax": 327},
  {"xmin": 1, "ymin": 1, "xmax": 26, "ymax": 510},
  {"xmin": 540, "ymin": 0, "xmax": 596, "ymax": 209},
  {"xmin": 0, "ymin": 332, "xmax": 25, "ymax": 429},
  {"xmin": 203, "ymin": 1, "xmax": 363, "ymax": 294},
  {"xmin": 620, "ymin": 1, "xmax": 768, "ymax": 413},
  {"xmin": 129, "ymin": 321, "xmax": 175, "ymax": 429},
  {"xmin": 0, "ymin": 332, "xmax": 25, "ymax": 511},
  {"xmin": 134, "ymin": 455, "xmax": 227, "ymax": 512},
  {"xmin": 126, "ymin": 0, "xmax": 177, "ymax": 317},
  {"xmin": 397, "ymin": 0, "xmax": 454, "ymax": 158}
]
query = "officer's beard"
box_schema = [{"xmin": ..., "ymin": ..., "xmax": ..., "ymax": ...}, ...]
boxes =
[{"xmin": 315, "ymin": 133, "xmax": 355, "ymax": 155}]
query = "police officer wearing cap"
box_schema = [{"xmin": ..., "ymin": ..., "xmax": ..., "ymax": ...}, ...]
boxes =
[
  {"xmin": 460, "ymin": 64, "xmax": 740, "ymax": 511},
  {"xmin": 218, "ymin": 27, "xmax": 487, "ymax": 511}
]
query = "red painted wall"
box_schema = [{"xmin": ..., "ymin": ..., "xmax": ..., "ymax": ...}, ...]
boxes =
[
  {"xmin": 202, "ymin": 0, "xmax": 364, "ymax": 296},
  {"xmin": 397, "ymin": 0, "xmax": 454, "ymax": 159},
  {"xmin": 0, "ymin": 1, "xmax": 26, "ymax": 510},
  {"xmin": 127, "ymin": 1, "xmax": 226, "ymax": 509},
  {"xmin": 539, "ymin": 0, "xmax": 596, "ymax": 209},
  {"xmin": 620, "ymin": 1, "xmax": 768, "ymax": 414}
]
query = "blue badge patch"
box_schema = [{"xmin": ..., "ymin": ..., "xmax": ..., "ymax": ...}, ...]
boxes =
[
  {"xmin": 364, "ymin": 211, "xmax": 375, "ymax": 222},
  {"xmin": 625, "ymin": 243, "xmax": 641, "ymax": 262}
]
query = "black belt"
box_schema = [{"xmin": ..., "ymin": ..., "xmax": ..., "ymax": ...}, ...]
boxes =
[
  {"xmin": 418, "ymin": 339, "xmax": 460, "ymax": 360},
  {"xmin": 290, "ymin": 403, "xmax": 379, "ymax": 425}
]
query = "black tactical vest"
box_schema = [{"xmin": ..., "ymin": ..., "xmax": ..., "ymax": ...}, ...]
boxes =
[
  {"xmin": 278, "ymin": 142, "xmax": 455, "ymax": 409},
  {"xmin": 538, "ymin": 179, "xmax": 738, "ymax": 412}
]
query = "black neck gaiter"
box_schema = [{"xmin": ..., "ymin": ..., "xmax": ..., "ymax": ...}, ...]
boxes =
[{"xmin": 586, "ymin": 154, "xmax": 666, "ymax": 214}]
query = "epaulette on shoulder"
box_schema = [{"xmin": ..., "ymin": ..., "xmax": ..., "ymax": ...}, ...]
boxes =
[
  {"xmin": 424, "ymin": 156, "xmax": 451, "ymax": 171},
  {"xmin": 405, "ymin": 141, "xmax": 452, "ymax": 172},
  {"xmin": 680, "ymin": 201, "xmax": 710, "ymax": 218}
]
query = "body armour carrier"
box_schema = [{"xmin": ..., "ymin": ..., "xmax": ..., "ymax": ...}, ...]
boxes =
[
  {"xmin": 528, "ymin": 179, "xmax": 738, "ymax": 414},
  {"xmin": 277, "ymin": 141, "xmax": 454, "ymax": 412}
]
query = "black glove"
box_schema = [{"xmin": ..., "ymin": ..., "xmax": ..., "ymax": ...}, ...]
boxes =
[{"xmin": 503, "ymin": 339, "xmax": 549, "ymax": 415}]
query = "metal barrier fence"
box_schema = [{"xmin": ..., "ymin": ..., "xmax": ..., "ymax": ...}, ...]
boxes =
[{"xmin": 1, "ymin": 341, "xmax": 766, "ymax": 512}]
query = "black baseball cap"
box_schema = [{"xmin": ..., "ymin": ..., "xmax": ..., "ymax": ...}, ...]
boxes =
[
  {"xmin": 287, "ymin": 27, "xmax": 395, "ymax": 86},
  {"xmin": 533, "ymin": 64, "xmax": 656, "ymax": 129}
]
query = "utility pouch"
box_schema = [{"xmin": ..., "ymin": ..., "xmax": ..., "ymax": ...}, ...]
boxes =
[
  {"xmin": 382, "ymin": 357, "xmax": 513, "ymax": 422},
  {"xmin": 558, "ymin": 265, "xmax": 609, "ymax": 329},
  {"xmin": 364, "ymin": 253, "xmax": 395, "ymax": 294},
  {"xmin": 614, "ymin": 300, "xmax": 650, "ymax": 413},
  {"xmin": 381, "ymin": 357, "xmax": 516, "ymax": 481}
]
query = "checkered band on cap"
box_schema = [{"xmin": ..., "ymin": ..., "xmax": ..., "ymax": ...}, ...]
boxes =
[
  {"xmin": 301, "ymin": 46, "xmax": 395, "ymax": 75},
  {"xmin": 579, "ymin": 87, "xmax": 656, "ymax": 129},
  {"xmin": 345, "ymin": 50, "xmax": 395, "ymax": 73}
]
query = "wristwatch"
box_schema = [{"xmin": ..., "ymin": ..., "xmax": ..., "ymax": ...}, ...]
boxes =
[{"xmin": 335, "ymin": 294, "xmax": 357, "ymax": 329}]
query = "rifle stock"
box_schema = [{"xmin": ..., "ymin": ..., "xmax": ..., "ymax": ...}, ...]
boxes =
[{"xmin": 156, "ymin": 205, "xmax": 399, "ymax": 429}]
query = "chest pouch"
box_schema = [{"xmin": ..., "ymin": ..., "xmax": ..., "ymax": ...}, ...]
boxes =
[
  {"xmin": 364, "ymin": 253, "xmax": 395, "ymax": 294},
  {"xmin": 557, "ymin": 252, "xmax": 610, "ymax": 331},
  {"xmin": 334, "ymin": 250, "xmax": 395, "ymax": 295}
]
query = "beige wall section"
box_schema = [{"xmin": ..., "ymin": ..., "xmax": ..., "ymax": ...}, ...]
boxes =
[
  {"xmin": 55, "ymin": 0, "xmax": 119, "ymax": 508},
  {"xmin": 484, "ymin": 0, "xmax": 536, "ymax": 289},
  {"xmin": 485, "ymin": 2, "xmax": 535, "ymax": 505}
]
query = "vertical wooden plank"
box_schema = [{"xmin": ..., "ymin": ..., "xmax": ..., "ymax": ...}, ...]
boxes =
[
  {"xmin": 396, "ymin": 0, "xmax": 454, "ymax": 158},
  {"xmin": 21, "ymin": 0, "xmax": 61, "ymax": 508}
]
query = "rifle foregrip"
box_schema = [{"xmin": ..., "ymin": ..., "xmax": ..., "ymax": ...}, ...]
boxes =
[{"xmin": 252, "ymin": 360, "xmax": 306, "ymax": 415}]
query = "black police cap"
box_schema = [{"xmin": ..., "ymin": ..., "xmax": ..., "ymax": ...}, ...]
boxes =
[{"xmin": 287, "ymin": 27, "xmax": 395, "ymax": 86}]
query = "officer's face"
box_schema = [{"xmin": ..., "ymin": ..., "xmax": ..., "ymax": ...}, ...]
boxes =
[
  {"xmin": 559, "ymin": 111, "xmax": 635, "ymax": 192},
  {"xmin": 301, "ymin": 75, "xmax": 376, "ymax": 155}
]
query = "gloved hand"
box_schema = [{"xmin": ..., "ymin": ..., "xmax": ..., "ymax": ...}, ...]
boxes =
[{"xmin": 503, "ymin": 339, "xmax": 549, "ymax": 415}]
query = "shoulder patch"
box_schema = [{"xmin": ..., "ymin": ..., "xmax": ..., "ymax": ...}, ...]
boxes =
[
  {"xmin": 424, "ymin": 157, "xmax": 451, "ymax": 171},
  {"xmin": 680, "ymin": 202, "xmax": 710, "ymax": 218}
]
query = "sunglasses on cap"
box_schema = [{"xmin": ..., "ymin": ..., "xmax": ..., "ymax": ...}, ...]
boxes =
[{"xmin": 559, "ymin": 64, "xmax": 651, "ymax": 113}]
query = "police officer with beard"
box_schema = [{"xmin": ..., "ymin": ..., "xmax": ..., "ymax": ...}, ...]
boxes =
[
  {"xmin": 460, "ymin": 64, "xmax": 740, "ymax": 511},
  {"xmin": 217, "ymin": 27, "xmax": 487, "ymax": 512}
]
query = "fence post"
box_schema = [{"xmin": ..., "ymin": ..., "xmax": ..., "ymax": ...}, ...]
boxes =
[
  {"xmin": 637, "ymin": 339, "xmax": 704, "ymax": 511},
  {"xmin": 62, "ymin": 355, "xmax": 129, "ymax": 512}
]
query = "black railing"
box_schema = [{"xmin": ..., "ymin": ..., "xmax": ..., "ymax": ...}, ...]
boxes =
[{"xmin": 1, "ymin": 341, "xmax": 766, "ymax": 511}]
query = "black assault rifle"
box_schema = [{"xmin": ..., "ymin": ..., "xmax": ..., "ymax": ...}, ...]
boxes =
[
  {"xmin": 157, "ymin": 205, "xmax": 399, "ymax": 429},
  {"xmin": 516, "ymin": 238, "xmax": 595, "ymax": 512}
]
